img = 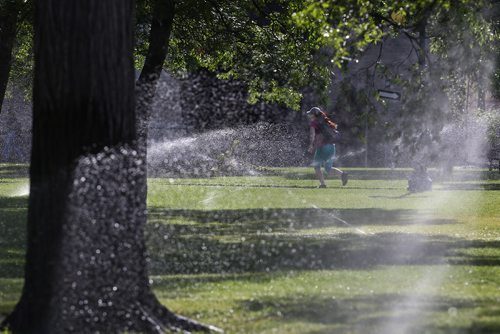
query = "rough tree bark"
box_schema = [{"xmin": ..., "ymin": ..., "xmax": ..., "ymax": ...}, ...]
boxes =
[
  {"xmin": 0, "ymin": 0, "xmax": 218, "ymax": 333},
  {"xmin": 0, "ymin": 0, "xmax": 21, "ymax": 113}
]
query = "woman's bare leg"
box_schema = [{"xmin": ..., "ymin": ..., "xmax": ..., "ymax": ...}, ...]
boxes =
[
  {"xmin": 327, "ymin": 167, "xmax": 348, "ymax": 186},
  {"xmin": 315, "ymin": 166, "xmax": 326, "ymax": 187},
  {"xmin": 327, "ymin": 167, "xmax": 343, "ymax": 176}
]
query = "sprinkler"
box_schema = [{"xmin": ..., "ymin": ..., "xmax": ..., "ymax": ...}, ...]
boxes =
[{"xmin": 407, "ymin": 163, "xmax": 432, "ymax": 192}]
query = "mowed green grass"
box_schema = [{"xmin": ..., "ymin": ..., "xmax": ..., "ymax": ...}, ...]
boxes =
[{"xmin": 1, "ymin": 165, "xmax": 499, "ymax": 333}]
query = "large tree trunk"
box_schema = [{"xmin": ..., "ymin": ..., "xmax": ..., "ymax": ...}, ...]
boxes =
[
  {"xmin": 0, "ymin": 0, "xmax": 21, "ymax": 113},
  {"xmin": 1, "ymin": 1, "xmax": 217, "ymax": 333}
]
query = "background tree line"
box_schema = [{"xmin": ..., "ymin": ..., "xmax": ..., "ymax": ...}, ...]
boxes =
[{"xmin": 1, "ymin": 0, "xmax": 499, "ymax": 164}]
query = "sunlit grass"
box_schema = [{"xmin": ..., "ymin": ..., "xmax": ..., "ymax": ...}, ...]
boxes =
[
  {"xmin": 146, "ymin": 168, "xmax": 500, "ymax": 333},
  {"xmin": 151, "ymin": 266, "xmax": 500, "ymax": 333},
  {"xmin": 1, "ymin": 164, "xmax": 499, "ymax": 333}
]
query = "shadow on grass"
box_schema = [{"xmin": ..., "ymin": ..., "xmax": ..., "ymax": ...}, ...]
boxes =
[
  {"xmin": 145, "ymin": 207, "xmax": 499, "ymax": 276},
  {"xmin": 280, "ymin": 169, "xmax": 412, "ymax": 181},
  {"xmin": 277, "ymin": 168, "xmax": 496, "ymax": 182},
  {"xmin": 2, "ymin": 199, "xmax": 497, "ymax": 278},
  {"xmin": 439, "ymin": 183, "xmax": 500, "ymax": 191},
  {"xmin": 0, "ymin": 196, "xmax": 27, "ymax": 279},
  {"xmin": 169, "ymin": 182, "xmax": 500, "ymax": 191},
  {"xmin": 239, "ymin": 294, "xmax": 500, "ymax": 334},
  {"xmin": 0, "ymin": 164, "xmax": 29, "ymax": 179},
  {"xmin": 1, "ymin": 195, "xmax": 499, "ymax": 333},
  {"xmin": 369, "ymin": 193, "xmax": 415, "ymax": 199},
  {"xmin": 160, "ymin": 182, "xmax": 319, "ymax": 189},
  {"xmin": 150, "ymin": 208, "xmax": 455, "ymax": 229},
  {"xmin": 149, "ymin": 272, "xmax": 500, "ymax": 333},
  {"xmin": 159, "ymin": 182, "xmax": 403, "ymax": 190}
]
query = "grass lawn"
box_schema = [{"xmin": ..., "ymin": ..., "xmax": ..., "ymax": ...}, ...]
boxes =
[{"xmin": 1, "ymin": 164, "xmax": 499, "ymax": 333}]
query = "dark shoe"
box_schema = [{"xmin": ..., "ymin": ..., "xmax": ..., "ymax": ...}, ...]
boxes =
[
  {"xmin": 318, "ymin": 184, "xmax": 327, "ymax": 188},
  {"xmin": 341, "ymin": 172, "xmax": 348, "ymax": 186}
]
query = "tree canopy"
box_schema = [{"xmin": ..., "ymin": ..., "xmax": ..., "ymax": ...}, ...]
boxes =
[
  {"xmin": 4, "ymin": 0, "xmax": 499, "ymax": 111},
  {"xmin": 133, "ymin": 0, "xmax": 500, "ymax": 112},
  {"xmin": 1, "ymin": 0, "xmax": 499, "ymax": 161}
]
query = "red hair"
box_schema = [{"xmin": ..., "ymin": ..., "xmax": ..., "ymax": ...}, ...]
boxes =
[{"xmin": 318, "ymin": 110, "xmax": 338, "ymax": 129}]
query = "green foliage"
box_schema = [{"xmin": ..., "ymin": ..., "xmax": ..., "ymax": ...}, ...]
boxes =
[
  {"xmin": 4, "ymin": 0, "xmax": 33, "ymax": 100},
  {"xmin": 133, "ymin": 0, "xmax": 391, "ymax": 109},
  {"xmin": 291, "ymin": 0, "xmax": 384, "ymax": 67},
  {"xmin": 324, "ymin": 0, "xmax": 500, "ymax": 164},
  {"xmin": 491, "ymin": 54, "xmax": 500, "ymax": 100},
  {"xmin": 165, "ymin": 0, "xmax": 324, "ymax": 109},
  {"xmin": 479, "ymin": 108, "xmax": 500, "ymax": 148},
  {"xmin": 6, "ymin": 0, "xmax": 500, "ymax": 117},
  {"xmin": 388, "ymin": 67, "xmax": 450, "ymax": 162}
]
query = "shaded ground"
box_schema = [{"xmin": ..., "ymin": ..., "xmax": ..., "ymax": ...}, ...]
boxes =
[
  {"xmin": 145, "ymin": 207, "xmax": 499, "ymax": 275},
  {"xmin": 239, "ymin": 294, "xmax": 500, "ymax": 334},
  {"xmin": 0, "ymin": 196, "xmax": 27, "ymax": 279},
  {"xmin": 0, "ymin": 164, "xmax": 28, "ymax": 179},
  {"xmin": 1, "ymin": 167, "xmax": 499, "ymax": 333},
  {"xmin": 275, "ymin": 167, "xmax": 500, "ymax": 182}
]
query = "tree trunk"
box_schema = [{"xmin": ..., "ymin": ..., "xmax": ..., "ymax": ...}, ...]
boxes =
[
  {"xmin": 416, "ymin": 20, "xmax": 427, "ymax": 67},
  {"xmin": 477, "ymin": 76, "xmax": 486, "ymax": 111},
  {"xmin": 0, "ymin": 0, "xmax": 20, "ymax": 113},
  {"xmin": 1, "ymin": 1, "xmax": 217, "ymax": 333},
  {"xmin": 136, "ymin": 0, "xmax": 175, "ymax": 154}
]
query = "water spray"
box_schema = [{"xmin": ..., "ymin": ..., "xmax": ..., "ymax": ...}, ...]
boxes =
[{"xmin": 309, "ymin": 204, "xmax": 371, "ymax": 235}]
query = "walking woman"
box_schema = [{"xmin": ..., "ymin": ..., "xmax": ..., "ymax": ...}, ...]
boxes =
[{"xmin": 307, "ymin": 107, "xmax": 348, "ymax": 188}]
